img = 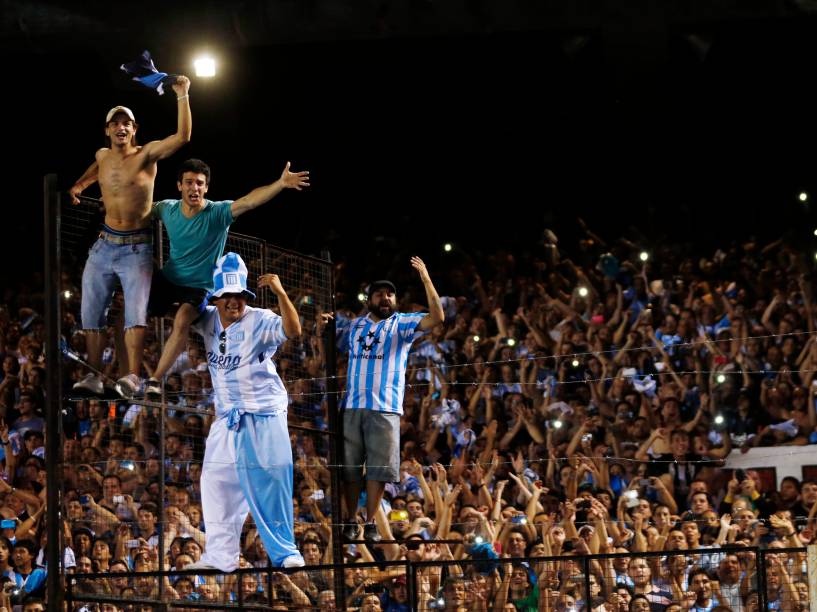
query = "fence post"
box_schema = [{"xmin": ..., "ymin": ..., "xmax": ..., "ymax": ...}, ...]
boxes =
[
  {"xmin": 267, "ymin": 559, "xmax": 274, "ymax": 610},
  {"xmin": 156, "ymin": 221, "xmax": 166, "ymax": 604},
  {"xmin": 583, "ymin": 554, "xmax": 592, "ymax": 610},
  {"xmin": 157, "ymin": 366, "xmax": 166, "ymax": 603},
  {"xmin": 408, "ymin": 560, "xmax": 418, "ymax": 612},
  {"xmin": 237, "ymin": 564, "xmax": 244, "ymax": 609},
  {"xmin": 756, "ymin": 547, "xmax": 768, "ymax": 611},
  {"xmin": 322, "ymin": 250, "xmax": 346, "ymax": 609},
  {"xmin": 44, "ymin": 175, "xmax": 64, "ymax": 610}
]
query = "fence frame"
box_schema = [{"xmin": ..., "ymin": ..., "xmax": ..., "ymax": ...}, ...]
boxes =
[
  {"xmin": 64, "ymin": 546, "xmax": 810, "ymax": 610},
  {"xmin": 47, "ymin": 178, "xmax": 340, "ymax": 610}
]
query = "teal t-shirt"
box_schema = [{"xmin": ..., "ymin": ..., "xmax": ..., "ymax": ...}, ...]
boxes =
[{"xmin": 153, "ymin": 199, "xmax": 234, "ymax": 290}]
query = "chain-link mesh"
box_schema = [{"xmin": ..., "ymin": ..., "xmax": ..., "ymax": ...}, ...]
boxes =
[
  {"xmin": 264, "ymin": 245, "xmax": 333, "ymax": 431},
  {"xmin": 58, "ymin": 198, "xmax": 336, "ymax": 610},
  {"xmin": 66, "ymin": 547, "xmax": 810, "ymax": 610}
]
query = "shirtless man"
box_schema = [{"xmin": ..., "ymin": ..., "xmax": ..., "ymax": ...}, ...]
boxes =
[{"xmin": 70, "ymin": 76, "xmax": 192, "ymax": 398}]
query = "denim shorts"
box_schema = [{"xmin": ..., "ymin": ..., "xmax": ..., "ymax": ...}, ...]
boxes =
[
  {"xmin": 343, "ymin": 409, "xmax": 400, "ymax": 483},
  {"xmin": 81, "ymin": 239, "xmax": 153, "ymax": 330}
]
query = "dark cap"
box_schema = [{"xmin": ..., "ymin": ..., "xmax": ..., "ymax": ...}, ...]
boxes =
[
  {"xmin": 72, "ymin": 527, "xmax": 94, "ymax": 539},
  {"xmin": 368, "ymin": 280, "xmax": 397, "ymax": 298}
]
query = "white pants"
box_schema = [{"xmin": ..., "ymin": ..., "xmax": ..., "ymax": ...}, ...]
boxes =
[{"xmin": 198, "ymin": 413, "xmax": 302, "ymax": 571}]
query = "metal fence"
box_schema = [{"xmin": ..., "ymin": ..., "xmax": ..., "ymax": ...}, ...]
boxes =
[
  {"xmin": 48, "ymin": 179, "xmax": 339, "ymax": 610},
  {"xmin": 63, "ymin": 546, "xmax": 811, "ymax": 611},
  {"xmin": 43, "ymin": 177, "xmax": 817, "ymax": 612}
]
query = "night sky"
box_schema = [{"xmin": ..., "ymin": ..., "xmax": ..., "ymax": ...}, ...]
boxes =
[{"xmin": 6, "ymin": 8, "xmax": 817, "ymax": 289}]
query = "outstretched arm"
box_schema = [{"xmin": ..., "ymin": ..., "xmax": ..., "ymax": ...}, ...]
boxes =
[{"xmin": 230, "ymin": 162, "xmax": 310, "ymax": 218}]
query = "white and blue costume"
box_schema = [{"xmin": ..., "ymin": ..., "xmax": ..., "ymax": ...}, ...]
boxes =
[{"xmin": 193, "ymin": 253, "xmax": 302, "ymax": 571}]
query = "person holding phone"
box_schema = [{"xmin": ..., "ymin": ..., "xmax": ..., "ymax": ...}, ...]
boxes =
[{"xmin": 269, "ymin": 572, "xmax": 311, "ymax": 607}]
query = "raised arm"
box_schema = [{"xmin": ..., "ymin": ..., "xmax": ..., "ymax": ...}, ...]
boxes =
[
  {"xmin": 516, "ymin": 307, "xmax": 549, "ymax": 349},
  {"xmin": 142, "ymin": 76, "xmax": 192, "ymax": 162},
  {"xmin": 258, "ymin": 273, "xmax": 302, "ymax": 338},
  {"xmin": 761, "ymin": 293, "xmax": 781, "ymax": 334},
  {"xmin": 413, "ymin": 257, "xmax": 445, "ymax": 331},
  {"xmin": 801, "ymin": 275, "xmax": 814, "ymax": 333},
  {"xmin": 230, "ymin": 162, "xmax": 310, "ymax": 218}
]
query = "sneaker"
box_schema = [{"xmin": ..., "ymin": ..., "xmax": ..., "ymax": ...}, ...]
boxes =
[
  {"xmin": 115, "ymin": 374, "xmax": 142, "ymax": 399},
  {"xmin": 72, "ymin": 373, "xmax": 103, "ymax": 396},
  {"xmin": 144, "ymin": 378, "xmax": 162, "ymax": 401},
  {"xmin": 342, "ymin": 523, "xmax": 360, "ymax": 541},
  {"xmin": 282, "ymin": 555, "xmax": 305, "ymax": 568},
  {"xmin": 363, "ymin": 522, "xmax": 382, "ymax": 544}
]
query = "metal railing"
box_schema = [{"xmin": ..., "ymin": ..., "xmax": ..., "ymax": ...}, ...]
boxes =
[
  {"xmin": 45, "ymin": 176, "xmax": 339, "ymax": 610},
  {"xmin": 63, "ymin": 546, "xmax": 811, "ymax": 611}
]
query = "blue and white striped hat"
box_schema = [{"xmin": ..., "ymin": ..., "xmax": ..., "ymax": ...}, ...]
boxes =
[{"xmin": 209, "ymin": 252, "xmax": 256, "ymax": 301}]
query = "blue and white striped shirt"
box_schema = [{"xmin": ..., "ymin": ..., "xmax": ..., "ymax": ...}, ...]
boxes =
[
  {"xmin": 193, "ymin": 306, "xmax": 289, "ymax": 425},
  {"xmin": 338, "ymin": 312, "xmax": 427, "ymax": 414}
]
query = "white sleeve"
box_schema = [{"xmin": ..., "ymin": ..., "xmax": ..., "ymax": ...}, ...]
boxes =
[{"xmin": 191, "ymin": 306, "xmax": 216, "ymax": 336}]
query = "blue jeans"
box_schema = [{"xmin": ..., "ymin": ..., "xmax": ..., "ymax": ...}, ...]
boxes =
[{"xmin": 81, "ymin": 239, "xmax": 153, "ymax": 330}]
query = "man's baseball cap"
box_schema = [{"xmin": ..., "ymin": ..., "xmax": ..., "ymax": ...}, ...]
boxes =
[
  {"xmin": 106, "ymin": 106, "xmax": 136, "ymax": 124},
  {"xmin": 368, "ymin": 280, "xmax": 397, "ymax": 298}
]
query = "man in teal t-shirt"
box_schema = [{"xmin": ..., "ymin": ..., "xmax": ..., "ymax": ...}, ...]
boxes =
[{"xmin": 144, "ymin": 158, "xmax": 310, "ymax": 399}]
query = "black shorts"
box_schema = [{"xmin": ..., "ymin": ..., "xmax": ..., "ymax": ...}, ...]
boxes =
[{"xmin": 147, "ymin": 268, "xmax": 209, "ymax": 318}]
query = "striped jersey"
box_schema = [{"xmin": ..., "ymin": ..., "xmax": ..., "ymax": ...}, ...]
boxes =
[
  {"xmin": 337, "ymin": 312, "xmax": 427, "ymax": 414},
  {"xmin": 193, "ymin": 305, "xmax": 289, "ymax": 419}
]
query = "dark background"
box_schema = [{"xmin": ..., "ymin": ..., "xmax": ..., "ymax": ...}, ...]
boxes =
[{"xmin": 6, "ymin": 1, "xmax": 817, "ymax": 291}]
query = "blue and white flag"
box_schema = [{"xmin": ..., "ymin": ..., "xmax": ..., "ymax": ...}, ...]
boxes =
[{"xmin": 120, "ymin": 50, "xmax": 177, "ymax": 95}]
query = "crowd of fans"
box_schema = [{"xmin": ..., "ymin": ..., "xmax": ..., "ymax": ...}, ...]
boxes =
[{"xmin": 0, "ymin": 222, "xmax": 815, "ymax": 611}]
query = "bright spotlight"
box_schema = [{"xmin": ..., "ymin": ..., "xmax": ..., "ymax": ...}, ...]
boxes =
[
  {"xmin": 62, "ymin": 290, "xmax": 72, "ymax": 300},
  {"xmin": 800, "ymin": 192, "xmax": 809, "ymax": 202},
  {"xmin": 639, "ymin": 251, "xmax": 649, "ymax": 262},
  {"xmin": 716, "ymin": 374, "xmax": 726, "ymax": 384},
  {"xmin": 194, "ymin": 56, "xmax": 216, "ymax": 78},
  {"xmin": 357, "ymin": 293, "xmax": 366, "ymax": 303},
  {"xmin": 714, "ymin": 414, "xmax": 725, "ymax": 425},
  {"xmin": 578, "ymin": 286, "xmax": 589, "ymax": 298},
  {"xmin": 572, "ymin": 359, "xmax": 580, "ymax": 368},
  {"xmin": 443, "ymin": 243, "xmax": 452, "ymax": 252}
]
